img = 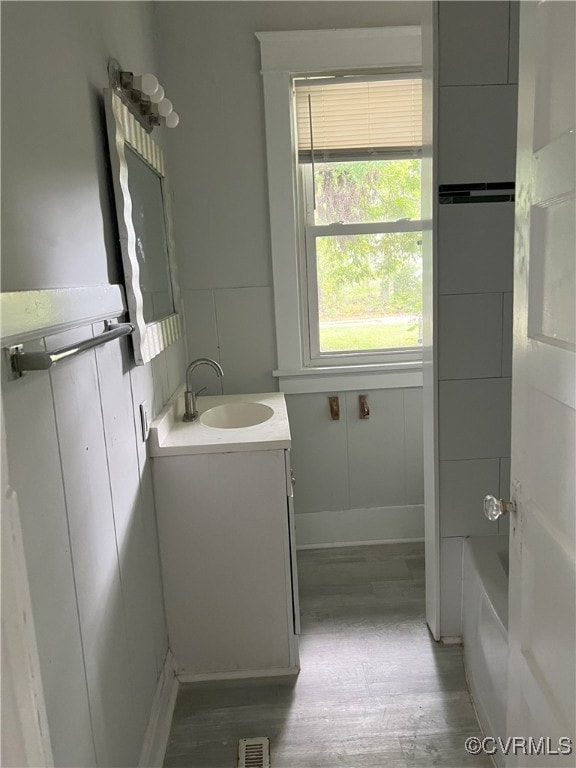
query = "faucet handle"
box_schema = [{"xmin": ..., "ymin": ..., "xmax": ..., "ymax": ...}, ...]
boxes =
[{"xmin": 196, "ymin": 386, "xmax": 207, "ymax": 396}]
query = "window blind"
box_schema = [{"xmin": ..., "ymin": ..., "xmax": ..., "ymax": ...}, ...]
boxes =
[{"xmin": 295, "ymin": 76, "xmax": 422, "ymax": 161}]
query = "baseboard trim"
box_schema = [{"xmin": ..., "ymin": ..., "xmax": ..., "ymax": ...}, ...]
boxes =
[
  {"xmin": 177, "ymin": 666, "xmax": 300, "ymax": 684},
  {"xmin": 294, "ymin": 505, "xmax": 424, "ymax": 548},
  {"xmin": 297, "ymin": 537, "xmax": 424, "ymax": 550},
  {"xmin": 138, "ymin": 650, "xmax": 179, "ymax": 768},
  {"xmin": 441, "ymin": 636, "xmax": 463, "ymax": 645}
]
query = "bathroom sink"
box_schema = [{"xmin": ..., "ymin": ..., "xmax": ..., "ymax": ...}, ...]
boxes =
[
  {"xmin": 149, "ymin": 390, "xmax": 289, "ymax": 455},
  {"xmin": 200, "ymin": 402, "xmax": 274, "ymax": 429}
]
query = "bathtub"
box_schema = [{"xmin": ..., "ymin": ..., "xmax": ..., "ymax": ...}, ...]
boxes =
[{"xmin": 463, "ymin": 536, "xmax": 509, "ymax": 766}]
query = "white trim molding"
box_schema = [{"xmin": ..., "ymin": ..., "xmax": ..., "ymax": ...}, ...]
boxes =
[
  {"xmin": 294, "ymin": 505, "xmax": 425, "ymax": 548},
  {"xmin": 276, "ymin": 364, "xmax": 422, "ymax": 394},
  {"xmin": 177, "ymin": 667, "xmax": 300, "ymax": 685},
  {"xmin": 297, "ymin": 538, "xmax": 425, "ymax": 551},
  {"xmin": 0, "ymin": 286, "xmax": 126, "ymax": 346},
  {"xmin": 256, "ymin": 27, "xmax": 422, "ymax": 75},
  {"xmin": 138, "ymin": 650, "xmax": 179, "ymax": 768},
  {"xmin": 256, "ymin": 27, "xmax": 423, "ymax": 381}
]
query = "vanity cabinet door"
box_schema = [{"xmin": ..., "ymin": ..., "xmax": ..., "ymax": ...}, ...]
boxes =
[{"xmin": 153, "ymin": 448, "xmax": 299, "ymax": 678}]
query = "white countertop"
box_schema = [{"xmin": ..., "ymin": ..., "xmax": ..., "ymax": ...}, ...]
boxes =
[{"xmin": 149, "ymin": 388, "xmax": 291, "ymax": 456}]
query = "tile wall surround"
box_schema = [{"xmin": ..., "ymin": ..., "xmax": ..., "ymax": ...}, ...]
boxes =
[
  {"xmin": 438, "ymin": 85, "xmax": 518, "ymax": 184},
  {"xmin": 436, "ymin": 0, "xmax": 518, "ymax": 637},
  {"xmin": 440, "ymin": 536, "xmax": 465, "ymax": 637},
  {"xmin": 438, "ymin": 203, "xmax": 514, "ymax": 295}
]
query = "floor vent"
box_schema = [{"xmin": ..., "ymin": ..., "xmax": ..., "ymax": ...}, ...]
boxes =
[{"xmin": 237, "ymin": 737, "xmax": 270, "ymax": 768}]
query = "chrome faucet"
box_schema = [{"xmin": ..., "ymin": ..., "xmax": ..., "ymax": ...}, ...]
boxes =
[{"xmin": 183, "ymin": 357, "xmax": 224, "ymax": 422}]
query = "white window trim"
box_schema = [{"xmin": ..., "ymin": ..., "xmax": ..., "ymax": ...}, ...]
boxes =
[{"xmin": 256, "ymin": 27, "xmax": 424, "ymax": 392}]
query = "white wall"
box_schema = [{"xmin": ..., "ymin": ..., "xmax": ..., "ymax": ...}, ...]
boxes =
[
  {"xmin": 1, "ymin": 3, "xmax": 185, "ymax": 765},
  {"xmin": 156, "ymin": 1, "xmax": 427, "ymax": 545}
]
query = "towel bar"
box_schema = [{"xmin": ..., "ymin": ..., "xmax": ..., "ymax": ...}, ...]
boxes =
[{"xmin": 9, "ymin": 322, "xmax": 134, "ymax": 376}]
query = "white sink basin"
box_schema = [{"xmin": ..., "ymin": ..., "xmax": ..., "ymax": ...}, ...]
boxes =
[
  {"xmin": 200, "ymin": 402, "xmax": 274, "ymax": 429},
  {"xmin": 149, "ymin": 391, "xmax": 290, "ymax": 456}
]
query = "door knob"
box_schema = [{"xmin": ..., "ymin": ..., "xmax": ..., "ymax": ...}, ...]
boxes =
[{"xmin": 483, "ymin": 494, "xmax": 516, "ymax": 521}]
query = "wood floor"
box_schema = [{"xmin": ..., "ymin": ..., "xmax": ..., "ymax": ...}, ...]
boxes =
[{"xmin": 164, "ymin": 543, "xmax": 492, "ymax": 767}]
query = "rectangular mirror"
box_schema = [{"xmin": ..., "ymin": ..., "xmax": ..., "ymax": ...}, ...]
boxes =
[{"xmin": 104, "ymin": 88, "xmax": 182, "ymax": 364}]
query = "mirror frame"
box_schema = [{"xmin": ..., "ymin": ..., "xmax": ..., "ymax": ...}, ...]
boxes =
[{"xmin": 104, "ymin": 88, "xmax": 182, "ymax": 365}]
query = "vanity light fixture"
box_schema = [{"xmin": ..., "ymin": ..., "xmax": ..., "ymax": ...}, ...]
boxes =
[
  {"xmin": 165, "ymin": 112, "xmax": 180, "ymax": 128},
  {"xmin": 150, "ymin": 85, "xmax": 165, "ymax": 104},
  {"xmin": 133, "ymin": 72, "xmax": 160, "ymax": 97},
  {"xmin": 107, "ymin": 58, "xmax": 180, "ymax": 132},
  {"xmin": 158, "ymin": 98, "xmax": 174, "ymax": 117}
]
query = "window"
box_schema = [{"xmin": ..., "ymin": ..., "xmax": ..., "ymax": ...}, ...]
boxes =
[
  {"xmin": 295, "ymin": 76, "xmax": 423, "ymax": 366},
  {"xmin": 257, "ymin": 27, "xmax": 427, "ymax": 393}
]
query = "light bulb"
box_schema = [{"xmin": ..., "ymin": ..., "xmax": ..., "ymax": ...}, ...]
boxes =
[
  {"xmin": 134, "ymin": 73, "xmax": 159, "ymax": 97},
  {"xmin": 158, "ymin": 98, "xmax": 173, "ymax": 117},
  {"xmin": 165, "ymin": 111, "xmax": 180, "ymax": 128},
  {"xmin": 150, "ymin": 85, "xmax": 165, "ymax": 104}
]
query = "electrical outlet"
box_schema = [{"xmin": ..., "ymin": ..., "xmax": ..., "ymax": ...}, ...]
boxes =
[{"xmin": 140, "ymin": 401, "xmax": 150, "ymax": 442}]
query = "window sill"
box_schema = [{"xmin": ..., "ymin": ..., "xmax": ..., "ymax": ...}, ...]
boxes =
[{"xmin": 274, "ymin": 361, "xmax": 423, "ymax": 394}]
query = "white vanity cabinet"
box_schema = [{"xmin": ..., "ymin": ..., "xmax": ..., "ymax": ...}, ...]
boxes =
[{"xmin": 150, "ymin": 391, "xmax": 300, "ymax": 680}]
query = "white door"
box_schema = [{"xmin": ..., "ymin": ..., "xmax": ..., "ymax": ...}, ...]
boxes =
[{"xmin": 506, "ymin": 2, "xmax": 575, "ymax": 764}]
